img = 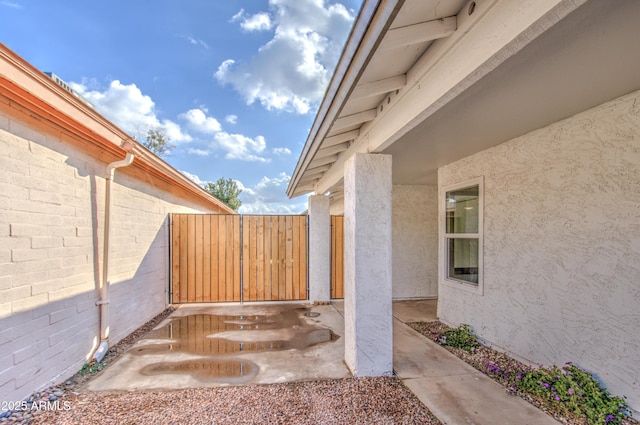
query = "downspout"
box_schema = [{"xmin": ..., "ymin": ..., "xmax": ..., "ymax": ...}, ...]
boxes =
[{"xmin": 93, "ymin": 142, "xmax": 135, "ymax": 362}]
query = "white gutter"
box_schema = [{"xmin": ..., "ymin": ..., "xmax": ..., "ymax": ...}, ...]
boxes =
[{"xmin": 92, "ymin": 141, "xmax": 135, "ymax": 362}]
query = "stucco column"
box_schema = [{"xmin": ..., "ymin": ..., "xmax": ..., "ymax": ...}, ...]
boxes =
[
  {"xmin": 308, "ymin": 195, "xmax": 331, "ymax": 303},
  {"xmin": 343, "ymin": 153, "xmax": 393, "ymax": 376}
]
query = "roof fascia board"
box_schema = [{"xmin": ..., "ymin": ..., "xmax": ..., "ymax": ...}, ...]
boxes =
[
  {"xmin": 287, "ymin": 0, "xmax": 405, "ymax": 198},
  {"xmin": 313, "ymin": 0, "xmax": 589, "ymax": 195},
  {"xmin": 0, "ymin": 43, "xmax": 234, "ymax": 214}
]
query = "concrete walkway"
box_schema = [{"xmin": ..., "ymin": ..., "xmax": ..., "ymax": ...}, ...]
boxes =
[{"xmin": 390, "ymin": 299, "xmax": 558, "ymax": 425}]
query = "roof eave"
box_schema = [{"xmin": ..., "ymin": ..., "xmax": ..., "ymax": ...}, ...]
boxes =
[
  {"xmin": 0, "ymin": 43, "xmax": 235, "ymax": 215},
  {"xmin": 286, "ymin": 0, "xmax": 404, "ymax": 199}
]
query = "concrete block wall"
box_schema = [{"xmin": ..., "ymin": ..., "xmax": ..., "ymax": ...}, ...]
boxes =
[
  {"xmin": 438, "ymin": 89, "xmax": 640, "ymax": 411},
  {"xmin": 0, "ymin": 111, "xmax": 217, "ymax": 405}
]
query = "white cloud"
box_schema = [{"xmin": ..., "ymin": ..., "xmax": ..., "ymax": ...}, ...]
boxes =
[
  {"xmin": 186, "ymin": 36, "xmax": 209, "ymax": 48},
  {"xmin": 216, "ymin": 0, "xmax": 355, "ymax": 114},
  {"xmin": 225, "ymin": 115, "xmax": 238, "ymax": 124},
  {"xmin": 242, "ymin": 12, "xmax": 273, "ymax": 31},
  {"xmin": 213, "ymin": 132, "xmax": 270, "ymax": 163},
  {"xmin": 71, "ymin": 80, "xmax": 283, "ymax": 163},
  {"xmin": 1, "ymin": 1, "xmax": 22, "ymax": 9},
  {"xmin": 181, "ymin": 170, "xmax": 204, "ymax": 185},
  {"xmin": 272, "ymin": 147, "xmax": 291, "ymax": 155},
  {"xmin": 179, "ymin": 171, "xmax": 307, "ymax": 214},
  {"xmin": 238, "ymin": 172, "xmax": 308, "ymax": 214},
  {"xmin": 71, "ymin": 80, "xmax": 192, "ymax": 143},
  {"xmin": 188, "ymin": 148, "xmax": 210, "ymax": 156},
  {"xmin": 179, "ymin": 108, "xmax": 222, "ymax": 133}
]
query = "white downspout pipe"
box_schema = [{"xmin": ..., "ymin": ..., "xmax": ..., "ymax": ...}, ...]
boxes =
[{"xmin": 93, "ymin": 147, "xmax": 134, "ymax": 362}]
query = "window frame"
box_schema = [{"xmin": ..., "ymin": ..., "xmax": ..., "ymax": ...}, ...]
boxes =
[{"xmin": 441, "ymin": 177, "xmax": 484, "ymax": 295}]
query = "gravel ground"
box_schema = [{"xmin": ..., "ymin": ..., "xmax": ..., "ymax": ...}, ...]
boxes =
[
  {"xmin": 2, "ymin": 308, "xmax": 440, "ymax": 425},
  {"xmin": 29, "ymin": 377, "xmax": 440, "ymax": 425},
  {"xmin": 408, "ymin": 321, "xmax": 637, "ymax": 425}
]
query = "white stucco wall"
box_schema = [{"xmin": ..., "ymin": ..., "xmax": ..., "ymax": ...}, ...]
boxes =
[
  {"xmin": 0, "ymin": 111, "xmax": 219, "ymax": 406},
  {"xmin": 308, "ymin": 195, "xmax": 331, "ymax": 303},
  {"xmin": 392, "ymin": 185, "xmax": 438, "ymax": 299},
  {"xmin": 438, "ymin": 89, "xmax": 640, "ymax": 411},
  {"xmin": 343, "ymin": 153, "xmax": 393, "ymax": 376}
]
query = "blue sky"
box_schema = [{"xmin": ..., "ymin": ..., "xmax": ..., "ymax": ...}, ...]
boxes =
[{"xmin": 0, "ymin": 0, "xmax": 362, "ymax": 213}]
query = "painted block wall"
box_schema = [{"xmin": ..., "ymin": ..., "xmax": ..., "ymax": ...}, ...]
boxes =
[
  {"xmin": 438, "ymin": 89, "xmax": 640, "ymax": 411},
  {"xmin": 392, "ymin": 185, "xmax": 438, "ymax": 299},
  {"xmin": 0, "ymin": 111, "xmax": 217, "ymax": 406}
]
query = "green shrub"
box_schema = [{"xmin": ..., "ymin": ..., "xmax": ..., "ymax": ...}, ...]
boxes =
[
  {"xmin": 517, "ymin": 363, "xmax": 631, "ymax": 425},
  {"xmin": 78, "ymin": 360, "xmax": 105, "ymax": 375},
  {"xmin": 436, "ymin": 324, "xmax": 478, "ymax": 353}
]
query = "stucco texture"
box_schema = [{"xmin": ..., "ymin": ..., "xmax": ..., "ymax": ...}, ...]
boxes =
[
  {"xmin": 392, "ymin": 185, "xmax": 438, "ymax": 299},
  {"xmin": 438, "ymin": 89, "xmax": 640, "ymax": 410}
]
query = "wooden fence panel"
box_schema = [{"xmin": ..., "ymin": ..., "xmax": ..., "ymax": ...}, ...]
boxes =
[
  {"xmin": 171, "ymin": 214, "xmax": 307, "ymax": 303},
  {"xmin": 331, "ymin": 215, "xmax": 344, "ymax": 299}
]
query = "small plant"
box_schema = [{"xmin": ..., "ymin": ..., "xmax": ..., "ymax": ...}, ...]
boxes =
[
  {"xmin": 436, "ymin": 324, "xmax": 478, "ymax": 353},
  {"xmin": 516, "ymin": 363, "xmax": 631, "ymax": 425},
  {"xmin": 79, "ymin": 360, "xmax": 105, "ymax": 375}
]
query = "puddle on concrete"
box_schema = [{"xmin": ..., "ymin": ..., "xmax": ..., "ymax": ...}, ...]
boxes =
[
  {"xmin": 140, "ymin": 358, "xmax": 259, "ymax": 383},
  {"xmin": 134, "ymin": 306, "xmax": 338, "ymax": 383}
]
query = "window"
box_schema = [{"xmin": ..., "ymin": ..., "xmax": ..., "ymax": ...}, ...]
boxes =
[{"xmin": 443, "ymin": 178, "xmax": 483, "ymax": 290}]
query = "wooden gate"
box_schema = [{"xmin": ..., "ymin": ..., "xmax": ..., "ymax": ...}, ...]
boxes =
[
  {"xmin": 331, "ymin": 215, "xmax": 344, "ymax": 299},
  {"xmin": 171, "ymin": 214, "xmax": 307, "ymax": 303}
]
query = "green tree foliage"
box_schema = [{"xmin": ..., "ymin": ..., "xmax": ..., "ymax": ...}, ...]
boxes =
[
  {"xmin": 203, "ymin": 178, "xmax": 243, "ymax": 211},
  {"xmin": 142, "ymin": 127, "xmax": 174, "ymax": 157}
]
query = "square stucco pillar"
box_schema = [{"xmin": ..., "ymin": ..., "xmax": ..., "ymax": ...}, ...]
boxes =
[
  {"xmin": 308, "ymin": 195, "xmax": 331, "ymax": 303},
  {"xmin": 344, "ymin": 153, "xmax": 393, "ymax": 376}
]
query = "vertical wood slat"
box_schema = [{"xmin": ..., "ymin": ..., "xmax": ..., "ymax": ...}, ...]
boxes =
[
  {"xmin": 292, "ymin": 216, "xmax": 300, "ymax": 300},
  {"xmin": 331, "ymin": 215, "xmax": 344, "ymax": 299},
  {"xmin": 262, "ymin": 216, "xmax": 271, "ymax": 301},
  {"xmin": 299, "ymin": 216, "xmax": 307, "ymax": 299},
  {"xmin": 257, "ymin": 216, "xmax": 265, "ymax": 301},
  {"xmin": 242, "ymin": 216, "xmax": 251, "ymax": 302},
  {"xmin": 210, "ymin": 216, "xmax": 219, "ymax": 302},
  {"xmin": 271, "ymin": 216, "xmax": 279, "ymax": 300},
  {"xmin": 171, "ymin": 215, "xmax": 180, "ymax": 303},
  {"xmin": 218, "ymin": 215, "xmax": 226, "ymax": 302},
  {"xmin": 170, "ymin": 214, "xmax": 310, "ymax": 303},
  {"xmin": 194, "ymin": 215, "xmax": 203, "ymax": 302},
  {"xmin": 203, "ymin": 216, "xmax": 211, "ymax": 302},
  {"xmin": 233, "ymin": 215, "xmax": 241, "ymax": 302}
]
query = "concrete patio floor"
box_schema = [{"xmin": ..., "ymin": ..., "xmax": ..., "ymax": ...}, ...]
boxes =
[
  {"xmin": 86, "ymin": 303, "xmax": 349, "ymax": 392},
  {"xmin": 87, "ymin": 299, "xmax": 558, "ymax": 425}
]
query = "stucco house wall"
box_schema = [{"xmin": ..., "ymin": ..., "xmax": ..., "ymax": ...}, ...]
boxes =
[
  {"xmin": 437, "ymin": 89, "xmax": 640, "ymax": 410},
  {"xmin": 327, "ymin": 184, "xmax": 438, "ymax": 299},
  {"xmin": 392, "ymin": 185, "xmax": 438, "ymax": 299}
]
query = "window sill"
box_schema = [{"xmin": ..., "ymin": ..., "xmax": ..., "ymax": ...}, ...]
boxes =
[{"xmin": 442, "ymin": 278, "xmax": 484, "ymax": 295}]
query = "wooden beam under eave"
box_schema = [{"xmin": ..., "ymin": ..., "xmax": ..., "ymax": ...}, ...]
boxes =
[
  {"xmin": 351, "ymin": 75, "xmax": 406, "ymax": 99},
  {"xmin": 309, "ymin": 154, "xmax": 339, "ymax": 169},
  {"xmin": 316, "ymin": 142, "xmax": 350, "ymax": 159},
  {"xmin": 299, "ymin": 174, "xmax": 320, "ymax": 185},
  {"xmin": 323, "ymin": 129, "xmax": 360, "ymax": 148},
  {"xmin": 331, "ymin": 109, "xmax": 377, "ymax": 133},
  {"xmin": 379, "ymin": 16, "xmax": 457, "ymax": 51},
  {"xmin": 305, "ymin": 164, "xmax": 331, "ymax": 176}
]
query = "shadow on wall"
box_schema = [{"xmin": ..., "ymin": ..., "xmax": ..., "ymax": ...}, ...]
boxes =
[{"xmin": 0, "ymin": 222, "xmax": 171, "ymax": 407}]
